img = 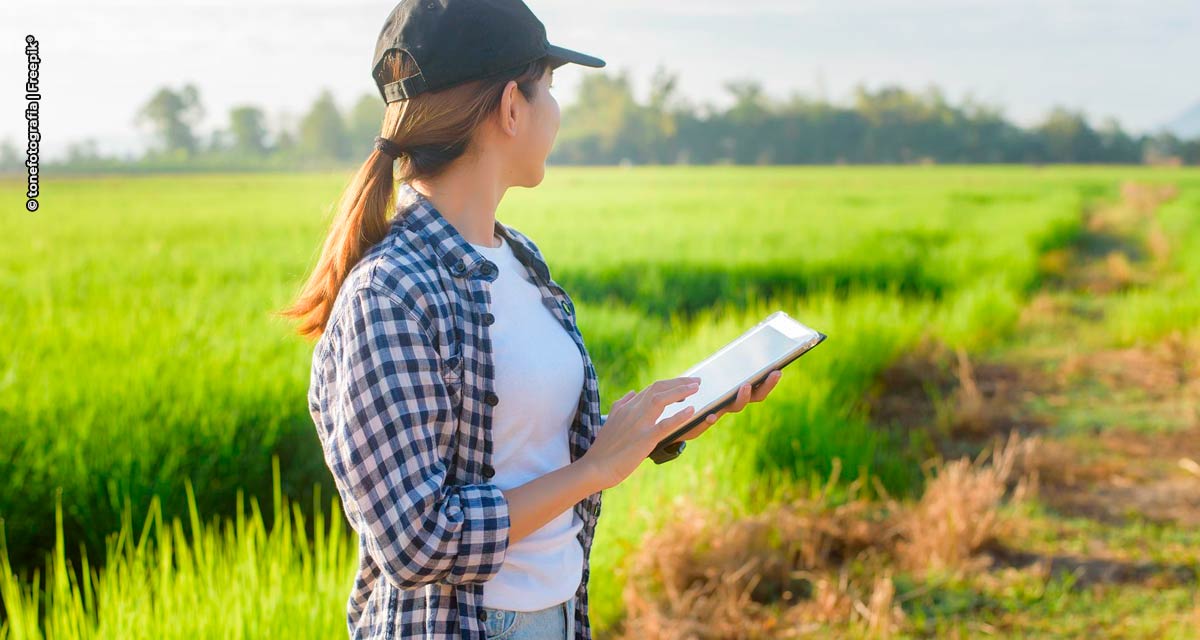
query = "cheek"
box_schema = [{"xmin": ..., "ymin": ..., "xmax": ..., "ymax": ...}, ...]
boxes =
[{"xmin": 547, "ymin": 96, "xmax": 560, "ymax": 140}]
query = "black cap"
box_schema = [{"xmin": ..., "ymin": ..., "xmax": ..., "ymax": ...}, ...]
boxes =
[{"xmin": 372, "ymin": 0, "xmax": 607, "ymax": 104}]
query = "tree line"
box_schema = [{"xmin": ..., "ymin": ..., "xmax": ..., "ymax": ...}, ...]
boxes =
[{"xmin": 4, "ymin": 65, "xmax": 1197, "ymax": 172}]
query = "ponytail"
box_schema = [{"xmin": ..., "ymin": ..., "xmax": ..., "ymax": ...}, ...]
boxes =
[{"xmin": 277, "ymin": 50, "xmax": 551, "ymax": 340}]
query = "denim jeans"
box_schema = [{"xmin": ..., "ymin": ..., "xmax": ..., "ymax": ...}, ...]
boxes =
[{"xmin": 479, "ymin": 597, "xmax": 574, "ymax": 640}]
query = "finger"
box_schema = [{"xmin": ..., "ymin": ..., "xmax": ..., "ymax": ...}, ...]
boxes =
[
  {"xmin": 647, "ymin": 376, "xmax": 702, "ymax": 395},
  {"xmin": 680, "ymin": 419, "xmax": 713, "ymax": 441},
  {"xmin": 650, "ymin": 380, "xmax": 701, "ymax": 410},
  {"xmin": 655, "ymin": 404, "xmax": 696, "ymax": 437},
  {"xmin": 612, "ymin": 389, "xmax": 636, "ymax": 410},
  {"xmin": 728, "ymin": 382, "xmax": 752, "ymax": 413},
  {"xmin": 750, "ymin": 370, "xmax": 782, "ymax": 402},
  {"xmin": 702, "ymin": 387, "xmax": 744, "ymax": 425},
  {"xmin": 717, "ymin": 384, "xmax": 752, "ymax": 419}
]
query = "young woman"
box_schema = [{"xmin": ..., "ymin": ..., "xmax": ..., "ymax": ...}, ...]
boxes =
[{"xmin": 282, "ymin": 1, "xmax": 783, "ymax": 638}]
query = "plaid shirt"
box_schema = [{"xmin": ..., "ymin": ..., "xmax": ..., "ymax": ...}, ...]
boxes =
[{"xmin": 308, "ymin": 181, "xmax": 605, "ymax": 640}]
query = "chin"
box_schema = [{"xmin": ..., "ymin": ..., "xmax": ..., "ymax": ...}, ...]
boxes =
[{"xmin": 517, "ymin": 164, "xmax": 547, "ymax": 188}]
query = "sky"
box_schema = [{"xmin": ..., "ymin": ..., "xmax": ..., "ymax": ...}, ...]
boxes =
[{"xmin": 4, "ymin": 0, "xmax": 1199, "ymax": 161}]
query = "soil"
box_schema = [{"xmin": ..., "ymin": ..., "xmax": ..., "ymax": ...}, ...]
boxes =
[{"xmin": 865, "ymin": 180, "xmax": 1200, "ymax": 585}]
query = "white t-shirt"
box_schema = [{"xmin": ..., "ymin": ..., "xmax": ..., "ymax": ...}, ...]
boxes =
[{"xmin": 470, "ymin": 230, "xmax": 586, "ymax": 611}]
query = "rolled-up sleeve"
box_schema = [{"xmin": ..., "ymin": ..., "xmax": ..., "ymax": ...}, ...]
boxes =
[{"xmin": 323, "ymin": 283, "xmax": 511, "ymax": 590}]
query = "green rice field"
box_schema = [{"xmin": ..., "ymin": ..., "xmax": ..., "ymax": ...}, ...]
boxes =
[{"xmin": 2, "ymin": 166, "xmax": 1198, "ymax": 637}]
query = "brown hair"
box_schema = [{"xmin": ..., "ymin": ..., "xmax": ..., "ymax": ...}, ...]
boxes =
[{"xmin": 278, "ymin": 50, "xmax": 551, "ymax": 340}]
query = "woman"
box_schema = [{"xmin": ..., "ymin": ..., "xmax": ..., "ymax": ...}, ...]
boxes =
[{"xmin": 282, "ymin": 1, "xmax": 783, "ymax": 638}]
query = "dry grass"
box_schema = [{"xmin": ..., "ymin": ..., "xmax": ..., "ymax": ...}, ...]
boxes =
[
  {"xmin": 615, "ymin": 178, "xmax": 1195, "ymax": 637},
  {"xmin": 1036, "ymin": 248, "xmax": 1072, "ymax": 280},
  {"xmin": 1057, "ymin": 330, "xmax": 1200, "ymax": 427},
  {"xmin": 866, "ymin": 337, "xmax": 1043, "ymax": 463},
  {"xmin": 1104, "ymin": 250, "xmax": 1136, "ymax": 288},
  {"xmin": 894, "ymin": 434, "xmax": 1036, "ymax": 576},
  {"xmin": 1146, "ymin": 220, "xmax": 1171, "ymax": 270},
  {"xmin": 872, "ymin": 320, "xmax": 1200, "ymax": 527},
  {"xmin": 1193, "ymin": 592, "xmax": 1200, "ymax": 635},
  {"xmin": 1118, "ymin": 181, "xmax": 1178, "ymax": 218},
  {"xmin": 617, "ymin": 435, "xmax": 1035, "ymax": 639},
  {"xmin": 1042, "ymin": 180, "xmax": 1180, "ymax": 294},
  {"xmin": 939, "ymin": 346, "xmax": 1016, "ymax": 439},
  {"xmin": 1018, "ymin": 424, "xmax": 1200, "ymax": 527},
  {"xmin": 1090, "ymin": 181, "xmax": 1177, "ymax": 231},
  {"xmin": 1067, "ymin": 331, "xmax": 1198, "ymax": 392}
]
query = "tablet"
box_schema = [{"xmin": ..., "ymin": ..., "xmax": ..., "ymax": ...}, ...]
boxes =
[{"xmin": 647, "ymin": 311, "xmax": 827, "ymax": 464}]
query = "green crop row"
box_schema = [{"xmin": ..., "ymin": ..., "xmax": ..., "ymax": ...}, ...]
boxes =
[{"xmin": 1, "ymin": 166, "xmax": 1197, "ymax": 637}]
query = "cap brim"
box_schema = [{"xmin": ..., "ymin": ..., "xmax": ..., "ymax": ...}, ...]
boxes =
[{"xmin": 545, "ymin": 43, "xmax": 606, "ymax": 69}]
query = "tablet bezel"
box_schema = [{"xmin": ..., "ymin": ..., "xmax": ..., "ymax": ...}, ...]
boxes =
[{"xmin": 648, "ymin": 311, "xmax": 827, "ymax": 464}]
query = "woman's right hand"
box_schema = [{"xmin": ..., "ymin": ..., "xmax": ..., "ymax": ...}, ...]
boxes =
[{"xmin": 578, "ymin": 376, "xmax": 702, "ymax": 491}]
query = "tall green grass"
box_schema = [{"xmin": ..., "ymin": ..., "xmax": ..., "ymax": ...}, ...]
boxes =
[
  {"xmin": 1, "ymin": 166, "xmax": 1093, "ymax": 570},
  {"xmin": 1, "ymin": 458, "xmax": 354, "ymax": 639},
  {"xmin": 1103, "ymin": 188, "xmax": 1200, "ymax": 345},
  {"xmin": 3, "ymin": 166, "xmax": 1199, "ymax": 636}
]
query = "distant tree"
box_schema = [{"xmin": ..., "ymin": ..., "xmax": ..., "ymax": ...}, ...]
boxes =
[
  {"xmin": 722, "ymin": 79, "xmax": 775, "ymax": 164},
  {"xmin": 228, "ymin": 105, "xmax": 270, "ymax": 156},
  {"xmin": 0, "ymin": 138, "xmax": 21, "ymax": 170},
  {"xmin": 274, "ymin": 129, "xmax": 297, "ymax": 155},
  {"xmin": 1143, "ymin": 131, "xmax": 1190, "ymax": 165},
  {"xmin": 725, "ymin": 80, "xmax": 770, "ymax": 125},
  {"xmin": 554, "ymin": 69, "xmax": 647, "ymax": 164},
  {"xmin": 298, "ymin": 89, "xmax": 351, "ymax": 161},
  {"xmin": 1036, "ymin": 107, "xmax": 1102, "ymax": 163},
  {"xmin": 53, "ymin": 64, "xmax": 1200, "ymax": 170},
  {"xmin": 1095, "ymin": 117, "xmax": 1139, "ymax": 162},
  {"xmin": 959, "ymin": 95, "xmax": 1025, "ymax": 162},
  {"xmin": 1182, "ymin": 138, "xmax": 1200, "ymax": 165},
  {"xmin": 206, "ymin": 130, "xmax": 229, "ymax": 153},
  {"xmin": 135, "ymin": 84, "xmax": 204, "ymax": 157},
  {"xmin": 269, "ymin": 110, "xmax": 299, "ymax": 157},
  {"xmin": 345, "ymin": 93, "xmax": 386, "ymax": 159},
  {"xmin": 65, "ymin": 138, "xmax": 102, "ymax": 163},
  {"xmin": 642, "ymin": 65, "xmax": 685, "ymax": 163}
]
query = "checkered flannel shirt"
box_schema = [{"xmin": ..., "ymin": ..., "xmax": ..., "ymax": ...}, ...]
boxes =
[{"xmin": 307, "ymin": 181, "xmax": 607, "ymax": 639}]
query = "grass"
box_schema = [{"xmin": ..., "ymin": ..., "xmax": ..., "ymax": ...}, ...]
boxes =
[
  {"xmin": 1, "ymin": 165, "xmax": 1199, "ymax": 637},
  {"xmin": 1, "ymin": 459, "xmax": 355, "ymax": 639}
]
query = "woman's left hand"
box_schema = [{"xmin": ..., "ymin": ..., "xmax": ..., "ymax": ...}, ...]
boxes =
[{"xmin": 676, "ymin": 369, "xmax": 783, "ymax": 441}]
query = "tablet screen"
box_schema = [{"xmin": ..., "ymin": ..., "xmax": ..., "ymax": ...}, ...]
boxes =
[{"xmin": 657, "ymin": 322, "xmax": 804, "ymax": 421}]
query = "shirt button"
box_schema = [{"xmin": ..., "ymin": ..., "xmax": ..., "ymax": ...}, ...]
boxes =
[
  {"xmin": 484, "ymin": 391, "xmax": 499, "ymax": 406},
  {"xmin": 477, "ymin": 609, "xmax": 487, "ymax": 621},
  {"xmin": 480, "ymin": 263, "xmax": 495, "ymax": 276},
  {"xmin": 482, "ymin": 463, "xmax": 495, "ymax": 478},
  {"xmin": 481, "ymin": 312, "xmax": 495, "ymax": 325}
]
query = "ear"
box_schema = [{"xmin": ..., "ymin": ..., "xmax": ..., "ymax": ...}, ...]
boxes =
[{"xmin": 497, "ymin": 79, "xmax": 521, "ymax": 138}]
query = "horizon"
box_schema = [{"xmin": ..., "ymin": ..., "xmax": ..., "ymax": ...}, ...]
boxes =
[{"xmin": 5, "ymin": 0, "xmax": 1199, "ymax": 161}]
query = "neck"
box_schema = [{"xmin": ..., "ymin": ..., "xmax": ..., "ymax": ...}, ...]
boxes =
[{"xmin": 409, "ymin": 152, "xmax": 507, "ymax": 247}]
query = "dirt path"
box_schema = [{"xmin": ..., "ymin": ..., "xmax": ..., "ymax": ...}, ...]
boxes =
[
  {"xmin": 613, "ymin": 181, "xmax": 1200, "ymax": 638},
  {"xmin": 885, "ymin": 182, "xmax": 1198, "ymax": 526}
]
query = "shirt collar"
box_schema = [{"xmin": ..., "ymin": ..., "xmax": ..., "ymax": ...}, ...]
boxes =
[{"xmin": 393, "ymin": 181, "xmax": 552, "ymax": 284}]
